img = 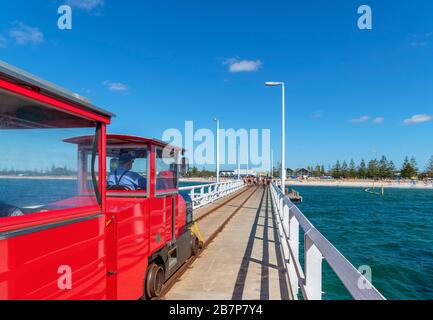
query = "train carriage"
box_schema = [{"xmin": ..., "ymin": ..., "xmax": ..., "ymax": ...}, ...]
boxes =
[{"xmin": 0, "ymin": 61, "xmax": 195, "ymax": 300}]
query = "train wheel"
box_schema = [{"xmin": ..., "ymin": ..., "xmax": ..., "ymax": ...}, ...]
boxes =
[
  {"xmin": 191, "ymin": 236, "xmax": 200, "ymax": 256},
  {"xmin": 145, "ymin": 263, "xmax": 165, "ymax": 298}
]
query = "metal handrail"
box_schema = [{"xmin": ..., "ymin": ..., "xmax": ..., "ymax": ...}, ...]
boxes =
[
  {"xmin": 179, "ymin": 182, "xmax": 217, "ymax": 191},
  {"xmin": 179, "ymin": 180, "xmax": 245, "ymax": 209},
  {"xmin": 270, "ymin": 181, "xmax": 385, "ymax": 300}
]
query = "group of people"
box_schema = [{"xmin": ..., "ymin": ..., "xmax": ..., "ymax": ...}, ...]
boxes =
[{"xmin": 243, "ymin": 176, "xmax": 273, "ymax": 188}]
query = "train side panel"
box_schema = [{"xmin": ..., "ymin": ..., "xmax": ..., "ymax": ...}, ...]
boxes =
[
  {"xmin": 175, "ymin": 195, "xmax": 188, "ymax": 238},
  {"xmin": 164, "ymin": 196, "xmax": 173, "ymax": 242},
  {"xmin": 149, "ymin": 197, "xmax": 166, "ymax": 254},
  {"xmin": 0, "ymin": 215, "xmax": 106, "ymax": 300}
]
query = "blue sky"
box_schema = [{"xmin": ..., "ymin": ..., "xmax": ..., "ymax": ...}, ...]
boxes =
[{"xmin": 1, "ymin": 0, "xmax": 433, "ymax": 171}]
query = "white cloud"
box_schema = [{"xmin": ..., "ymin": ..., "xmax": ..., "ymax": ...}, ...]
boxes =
[
  {"xmin": 403, "ymin": 114, "xmax": 432, "ymax": 125},
  {"xmin": 410, "ymin": 41, "xmax": 428, "ymax": 48},
  {"xmin": 9, "ymin": 23, "xmax": 44, "ymax": 46},
  {"xmin": 224, "ymin": 58, "xmax": 262, "ymax": 73},
  {"xmin": 0, "ymin": 36, "xmax": 7, "ymax": 48},
  {"xmin": 67, "ymin": 0, "xmax": 104, "ymax": 10},
  {"xmin": 81, "ymin": 88, "xmax": 93, "ymax": 95},
  {"xmin": 373, "ymin": 117, "xmax": 384, "ymax": 124},
  {"xmin": 351, "ymin": 115, "xmax": 370, "ymax": 123},
  {"xmin": 103, "ymin": 81, "xmax": 128, "ymax": 92},
  {"xmin": 311, "ymin": 111, "xmax": 322, "ymax": 119},
  {"xmin": 409, "ymin": 32, "xmax": 433, "ymax": 48}
]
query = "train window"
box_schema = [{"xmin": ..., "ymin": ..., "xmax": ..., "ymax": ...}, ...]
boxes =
[
  {"xmin": 155, "ymin": 147, "xmax": 178, "ymax": 193},
  {"xmin": 106, "ymin": 147, "xmax": 148, "ymax": 193},
  {"xmin": 0, "ymin": 127, "xmax": 100, "ymax": 219}
]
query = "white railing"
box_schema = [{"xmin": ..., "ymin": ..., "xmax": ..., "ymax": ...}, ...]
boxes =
[
  {"xmin": 270, "ymin": 181, "xmax": 385, "ymax": 300},
  {"xmin": 179, "ymin": 180, "xmax": 245, "ymax": 209}
]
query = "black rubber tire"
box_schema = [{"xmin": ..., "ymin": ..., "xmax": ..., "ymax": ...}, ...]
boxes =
[
  {"xmin": 145, "ymin": 263, "xmax": 165, "ymax": 298},
  {"xmin": 191, "ymin": 236, "xmax": 200, "ymax": 256}
]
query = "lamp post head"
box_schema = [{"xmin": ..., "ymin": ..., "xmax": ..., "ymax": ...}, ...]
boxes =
[
  {"xmin": 213, "ymin": 118, "xmax": 218, "ymax": 122},
  {"xmin": 265, "ymin": 81, "xmax": 284, "ymax": 87}
]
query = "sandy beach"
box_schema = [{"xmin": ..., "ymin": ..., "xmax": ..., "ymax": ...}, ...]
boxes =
[
  {"xmin": 181, "ymin": 177, "xmax": 433, "ymax": 189},
  {"xmin": 286, "ymin": 179, "xmax": 433, "ymax": 189},
  {"xmin": 180, "ymin": 177, "xmax": 214, "ymax": 183}
]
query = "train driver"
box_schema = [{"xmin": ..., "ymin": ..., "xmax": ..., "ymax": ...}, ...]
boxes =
[{"xmin": 107, "ymin": 153, "xmax": 146, "ymax": 191}]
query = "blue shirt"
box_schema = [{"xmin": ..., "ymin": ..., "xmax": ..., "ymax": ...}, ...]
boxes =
[{"xmin": 107, "ymin": 167, "xmax": 147, "ymax": 191}]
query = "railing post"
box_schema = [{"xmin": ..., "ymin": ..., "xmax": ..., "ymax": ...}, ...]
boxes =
[
  {"xmin": 279, "ymin": 195, "xmax": 284, "ymax": 215},
  {"xmin": 283, "ymin": 203, "xmax": 289, "ymax": 234},
  {"xmin": 288, "ymin": 211, "xmax": 299, "ymax": 296},
  {"xmin": 304, "ymin": 233, "xmax": 323, "ymax": 300},
  {"xmin": 190, "ymin": 188, "xmax": 195, "ymax": 205},
  {"xmin": 200, "ymin": 187, "xmax": 205, "ymax": 204}
]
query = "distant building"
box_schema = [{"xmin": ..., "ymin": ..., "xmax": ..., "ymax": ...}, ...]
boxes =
[
  {"xmin": 220, "ymin": 170, "xmax": 235, "ymax": 177},
  {"xmin": 233, "ymin": 169, "xmax": 257, "ymax": 176},
  {"xmin": 286, "ymin": 168, "xmax": 312, "ymax": 178},
  {"xmin": 295, "ymin": 168, "xmax": 312, "ymax": 177}
]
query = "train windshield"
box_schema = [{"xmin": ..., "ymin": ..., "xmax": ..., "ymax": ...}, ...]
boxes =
[
  {"xmin": 106, "ymin": 146, "xmax": 148, "ymax": 192},
  {"xmin": 0, "ymin": 88, "xmax": 100, "ymax": 218}
]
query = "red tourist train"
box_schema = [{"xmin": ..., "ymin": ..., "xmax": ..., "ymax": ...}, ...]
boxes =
[{"xmin": 0, "ymin": 61, "xmax": 198, "ymax": 300}]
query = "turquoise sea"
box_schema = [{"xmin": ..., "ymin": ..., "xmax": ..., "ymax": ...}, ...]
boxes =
[
  {"xmin": 1, "ymin": 179, "xmax": 432, "ymax": 299},
  {"xmin": 293, "ymin": 185, "xmax": 433, "ymax": 300}
]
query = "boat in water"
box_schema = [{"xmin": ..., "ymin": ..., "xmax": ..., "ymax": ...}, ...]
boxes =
[{"xmin": 285, "ymin": 188, "xmax": 303, "ymax": 202}]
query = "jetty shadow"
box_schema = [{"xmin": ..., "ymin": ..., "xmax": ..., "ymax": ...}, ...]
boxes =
[{"xmin": 231, "ymin": 189, "xmax": 266, "ymax": 300}]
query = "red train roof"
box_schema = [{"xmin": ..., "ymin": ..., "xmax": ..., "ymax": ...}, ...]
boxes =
[
  {"xmin": 0, "ymin": 60, "xmax": 114, "ymax": 125},
  {"xmin": 64, "ymin": 134, "xmax": 185, "ymax": 152}
]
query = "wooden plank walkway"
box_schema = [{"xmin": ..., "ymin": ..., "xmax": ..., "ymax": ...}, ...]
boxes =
[{"xmin": 165, "ymin": 187, "xmax": 291, "ymax": 300}]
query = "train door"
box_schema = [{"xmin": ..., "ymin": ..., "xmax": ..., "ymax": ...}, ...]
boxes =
[
  {"xmin": 153, "ymin": 146, "xmax": 181, "ymax": 272},
  {"xmin": 154, "ymin": 146, "xmax": 179, "ymax": 237},
  {"xmin": 105, "ymin": 142, "xmax": 150, "ymax": 300}
]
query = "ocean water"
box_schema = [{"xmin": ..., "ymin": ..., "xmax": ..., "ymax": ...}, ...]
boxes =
[
  {"xmin": 293, "ymin": 185, "xmax": 433, "ymax": 300},
  {"xmin": 0, "ymin": 179, "xmax": 202, "ymax": 208},
  {"xmin": 0, "ymin": 179, "xmax": 79, "ymax": 208},
  {"xmin": 1, "ymin": 179, "xmax": 432, "ymax": 299}
]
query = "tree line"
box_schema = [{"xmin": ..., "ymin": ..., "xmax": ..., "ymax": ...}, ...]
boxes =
[
  {"xmin": 305, "ymin": 156, "xmax": 433, "ymax": 179},
  {"xmin": 0, "ymin": 165, "xmax": 76, "ymax": 177},
  {"xmin": 186, "ymin": 166, "xmax": 216, "ymax": 178}
]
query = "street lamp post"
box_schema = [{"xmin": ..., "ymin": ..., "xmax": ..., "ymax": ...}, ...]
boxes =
[
  {"xmin": 237, "ymin": 142, "xmax": 241, "ymax": 180},
  {"xmin": 214, "ymin": 118, "xmax": 220, "ymax": 183},
  {"xmin": 246, "ymin": 150, "xmax": 249, "ymax": 176},
  {"xmin": 265, "ymin": 82, "xmax": 286, "ymax": 193},
  {"xmin": 271, "ymin": 149, "xmax": 274, "ymax": 178}
]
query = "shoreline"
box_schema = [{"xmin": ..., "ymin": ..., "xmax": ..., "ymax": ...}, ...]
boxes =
[
  {"xmin": 1, "ymin": 176, "xmax": 432, "ymax": 190},
  {"xmin": 0, "ymin": 176, "xmax": 77, "ymax": 180},
  {"xmin": 286, "ymin": 179, "xmax": 433, "ymax": 190}
]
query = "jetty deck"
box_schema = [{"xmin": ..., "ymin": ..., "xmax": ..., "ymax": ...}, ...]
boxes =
[{"xmin": 164, "ymin": 187, "xmax": 291, "ymax": 300}]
